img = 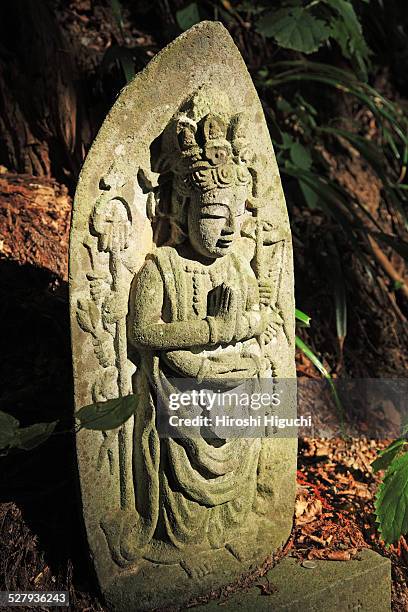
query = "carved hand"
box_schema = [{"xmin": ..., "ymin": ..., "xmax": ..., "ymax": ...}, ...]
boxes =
[
  {"xmin": 258, "ymin": 279, "xmax": 274, "ymax": 308},
  {"xmin": 262, "ymin": 308, "xmax": 284, "ymax": 344},
  {"xmin": 245, "ymin": 309, "xmax": 270, "ymax": 338},
  {"xmin": 207, "ymin": 283, "xmax": 240, "ymax": 344}
]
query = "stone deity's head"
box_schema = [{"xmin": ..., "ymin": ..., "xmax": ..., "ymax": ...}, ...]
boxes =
[
  {"xmin": 187, "ymin": 184, "xmax": 247, "ymax": 259},
  {"xmin": 155, "ymin": 94, "xmax": 257, "ymax": 259}
]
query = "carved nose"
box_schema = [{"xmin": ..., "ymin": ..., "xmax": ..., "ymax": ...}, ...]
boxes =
[{"xmin": 222, "ymin": 215, "xmax": 237, "ymax": 235}]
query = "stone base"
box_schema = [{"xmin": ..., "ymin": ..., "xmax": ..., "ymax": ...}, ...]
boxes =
[
  {"xmin": 103, "ymin": 516, "xmax": 293, "ymax": 611},
  {"xmin": 194, "ymin": 549, "xmax": 391, "ymax": 612}
]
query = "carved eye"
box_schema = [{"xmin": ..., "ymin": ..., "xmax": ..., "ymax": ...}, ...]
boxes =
[
  {"xmin": 201, "ymin": 213, "xmax": 226, "ymax": 220},
  {"xmin": 201, "ymin": 204, "xmax": 229, "ymax": 220}
]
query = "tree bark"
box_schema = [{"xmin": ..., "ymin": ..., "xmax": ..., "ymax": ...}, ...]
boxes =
[
  {"xmin": 0, "ymin": 1, "xmax": 80, "ymax": 183},
  {"xmin": 0, "ymin": 172, "xmax": 71, "ymax": 280}
]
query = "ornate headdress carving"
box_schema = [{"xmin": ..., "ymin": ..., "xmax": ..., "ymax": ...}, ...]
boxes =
[
  {"xmin": 154, "ymin": 89, "xmax": 257, "ymax": 199},
  {"xmin": 151, "ymin": 89, "xmax": 262, "ymax": 245},
  {"xmin": 172, "ymin": 112, "xmax": 253, "ymax": 196}
]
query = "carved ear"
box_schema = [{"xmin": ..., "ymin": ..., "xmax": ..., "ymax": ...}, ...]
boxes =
[{"xmin": 246, "ymin": 180, "xmax": 271, "ymax": 210}]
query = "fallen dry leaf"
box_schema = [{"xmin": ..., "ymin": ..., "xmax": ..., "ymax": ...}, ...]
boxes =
[
  {"xmin": 307, "ymin": 548, "xmax": 357, "ymax": 561},
  {"xmin": 295, "ymin": 494, "xmax": 323, "ymax": 526}
]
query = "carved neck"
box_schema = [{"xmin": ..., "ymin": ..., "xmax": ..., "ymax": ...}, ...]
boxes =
[{"xmin": 175, "ymin": 242, "xmax": 228, "ymax": 267}]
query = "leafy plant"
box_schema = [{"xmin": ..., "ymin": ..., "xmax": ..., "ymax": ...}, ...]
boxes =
[
  {"xmin": 177, "ymin": 1, "xmax": 371, "ymax": 78},
  {"xmin": 104, "ymin": 0, "xmax": 155, "ymax": 84},
  {"xmin": 258, "ymin": 58, "xmax": 408, "ymax": 363},
  {"xmin": 373, "ymin": 438, "xmax": 408, "ymax": 545},
  {"xmin": 0, "ymin": 411, "xmax": 56, "ymax": 454},
  {"xmin": 260, "ymin": 60, "xmax": 408, "ymax": 235},
  {"xmin": 295, "ymin": 337, "xmax": 346, "ymax": 431},
  {"xmin": 76, "ymin": 395, "xmax": 136, "ymax": 431},
  {"xmin": 256, "ymin": 6, "xmax": 331, "ymax": 55},
  {"xmin": 176, "ymin": 2, "xmax": 202, "ymax": 31},
  {"xmin": 255, "ymin": 0, "xmax": 371, "ymax": 79}
]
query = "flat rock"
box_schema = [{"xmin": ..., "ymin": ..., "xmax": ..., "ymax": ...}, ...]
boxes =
[{"xmin": 194, "ymin": 549, "xmax": 391, "ymax": 612}]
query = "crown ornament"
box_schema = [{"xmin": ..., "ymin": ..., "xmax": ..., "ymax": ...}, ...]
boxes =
[{"xmin": 158, "ymin": 109, "xmax": 255, "ymax": 197}]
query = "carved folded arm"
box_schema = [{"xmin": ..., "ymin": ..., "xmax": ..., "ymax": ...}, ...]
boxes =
[
  {"xmin": 128, "ymin": 260, "xmax": 211, "ymax": 350},
  {"xmin": 132, "ymin": 320, "xmax": 211, "ymax": 350}
]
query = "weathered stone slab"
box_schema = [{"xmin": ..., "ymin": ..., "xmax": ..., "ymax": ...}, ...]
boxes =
[
  {"xmin": 194, "ymin": 549, "xmax": 391, "ymax": 612},
  {"xmin": 69, "ymin": 20, "xmax": 297, "ymax": 611}
]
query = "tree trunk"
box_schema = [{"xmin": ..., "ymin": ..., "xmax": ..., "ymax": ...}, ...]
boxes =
[{"xmin": 0, "ymin": 1, "xmax": 80, "ymax": 184}]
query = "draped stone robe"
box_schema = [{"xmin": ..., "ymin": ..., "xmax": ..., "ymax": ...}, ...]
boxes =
[{"xmin": 125, "ymin": 245, "xmax": 269, "ymax": 564}]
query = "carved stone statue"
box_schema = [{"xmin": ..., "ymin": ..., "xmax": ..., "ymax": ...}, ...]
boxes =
[{"xmin": 70, "ymin": 22, "xmax": 296, "ymax": 611}]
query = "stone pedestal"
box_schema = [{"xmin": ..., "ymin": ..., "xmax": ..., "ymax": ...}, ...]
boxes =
[{"xmin": 195, "ymin": 549, "xmax": 391, "ymax": 612}]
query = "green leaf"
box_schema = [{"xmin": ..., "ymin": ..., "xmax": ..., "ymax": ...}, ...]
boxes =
[
  {"xmin": 281, "ymin": 132, "xmax": 296, "ymax": 150},
  {"xmin": 325, "ymin": 1, "xmax": 368, "ymax": 49},
  {"xmin": 295, "ymin": 308, "xmax": 311, "ymax": 326},
  {"xmin": 334, "ymin": 275, "xmax": 347, "ymax": 351},
  {"xmin": 375, "ymin": 450, "xmax": 408, "ymax": 544},
  {"xmin": 76, "ymin": 395, "xmax": 136, "ymax": 431},
  {"xmin": 0, "ymin": 412, "xmax": 57, "ymax": 453},
  {"xmin": 290, "ymin": 141, "xmax": 312, "ymax": 170},
  {"xmin": 325, "ymin": 0, "xmax": 371, "ymax": 77},
  {"xmin": 265, "ymin": 61, "xmax": 407, "ymax": 146},
  {"xmin": 101, "ymin": 46, "xmax": 135, "ymax": 84},
  {"xmin": 276, "ymin": 98, "xmax": 294, "ymax": 114},
  {"xmin": 372, "ymin": 439, "xmax": 407, "ymax": 473},
  {"xmin": 295, "ymin": 336, "xmax": 346, "ymax": 432},
  {"xmin": 299, "ymin": 180, "xmax": 319, "ymax": 209},
  {"xmin": 295, "ymin": 336, "xmax": 330, "ymax": 378},
  {"xmin": 15, "ymin": 422, "xmax": 57, "ymax": 451},
  {"xmin": 0, "ymin": 411, "xmax": 20, "ymax": 449},
  {"xmin": 120, "ymin": 56, "xmax": 136, "ymax": 84},
  {"xmin": 256, "ymin": 7, "xmax": 331, "ymax": 54},
  {"xmin": 176, "ymin": 3, "xmax": 201, "ymax": 31},
  {"xmin": 110, "ymin": 0, "xmax": 123, "ymax": 29},
  {"xmin": 326, "ymin": 237, "xmax": 347, "ymax": 352}
]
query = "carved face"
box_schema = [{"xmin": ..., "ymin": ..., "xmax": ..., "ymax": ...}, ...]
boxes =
[{"xmin": 187, "ymin": 187, "xmax": 247, "ymax": 259}]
